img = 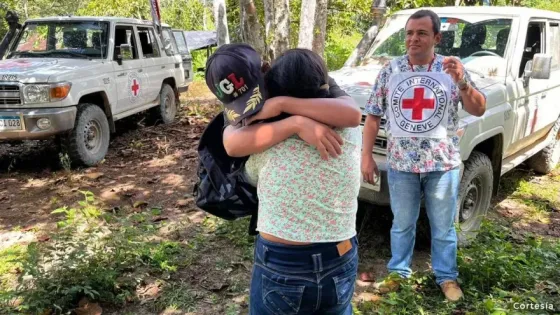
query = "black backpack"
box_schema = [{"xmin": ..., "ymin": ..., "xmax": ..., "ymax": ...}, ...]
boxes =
[{"xmin": 192, "ymin": 112, "xmax": 259, "ymax": 234}]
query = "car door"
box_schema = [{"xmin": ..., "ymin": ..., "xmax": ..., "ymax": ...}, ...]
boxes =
[
  {"xmin": 544, "ymin": 19, "xmax": 560, "ymax": 126},
  {"xmin": 172, "ymin": 30, "xmax": 193, "ymax": 84},
  {"xmin": 137, "ymin": 26, "xmax": 167, "ymax": 104},
  {"xmin": 112, "ymin": 24, "xmax": 148, "ymax": 114},
  {"xmin": 506, "ymin": 20, "xmax": 550, "ymax": 156}
]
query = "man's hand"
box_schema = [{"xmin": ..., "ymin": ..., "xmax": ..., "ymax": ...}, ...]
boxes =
[
  {"xmin": 294, "ymin": 116, "xmax": 343, "ymax": 160},
  {"xmin": 246, "ymin": 97, "xmax": 286, "ymax": 124},
  {"xmin": 443, "ymin": 57, "xmax": 464, "ymax": 83},
  {"xmin": 361, "ymin": 153, "xmax": 379, "ymax": 185}
]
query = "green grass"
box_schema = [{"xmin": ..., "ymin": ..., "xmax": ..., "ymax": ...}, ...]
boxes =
[
  {"xmin": 355, "ymin": 220, "xmax": 560, "ymax": 314},
  {"xmin": 153, "ymin": 281, "xmax": 197, "ymax": 313}
]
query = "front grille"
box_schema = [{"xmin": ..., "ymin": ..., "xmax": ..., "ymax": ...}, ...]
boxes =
[
  {"xmin": 375, "ymin": 137, "xmax": 387, "ymax": 149},
  {"xmin": 361, "ymin": 114, "xmax": 388, "ymax": 153},
  {"xmin": 0, "ymin": 85, "xmax": 21, "ymax": 105}
]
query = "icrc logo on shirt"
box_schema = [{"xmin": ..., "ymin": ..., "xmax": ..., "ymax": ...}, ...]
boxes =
[{"xmin": 391, "ymin": 75, "xmax": 448, "ymax": 134}]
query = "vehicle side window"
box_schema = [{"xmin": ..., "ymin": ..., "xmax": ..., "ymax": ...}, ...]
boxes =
[
  {"xmin": 172, "ymin": 31, "xmax": 190, "ymax": 56},
  {"xmin": 162, "ymin": 28, "xmax": 178, "ymax": 56},
  {"xmin": 137, "ymin": 27, "xmax": 160, "ymax": 58},
  {"xmin": 113, "ymin": 25, "xmax": 138, "ymax": 60},
  {"xmin": 519, "ymin": 22, "xmax": 546, "ymax": 78},
  {"xmin": 550, "ymin": 22, "xmax": 560, "ymax": 69}
]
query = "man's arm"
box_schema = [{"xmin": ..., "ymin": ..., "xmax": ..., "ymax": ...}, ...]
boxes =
[
  {"xmin": 459, "ymin": 71, "xmax": 486, "ymax": 117},
  {"xmin": 223, "ymin": 115, "xmax": 343, "ymax": 159},
  {"xmin": 443, "ymin": 57, "xmax": 486, "ymax": 117}
]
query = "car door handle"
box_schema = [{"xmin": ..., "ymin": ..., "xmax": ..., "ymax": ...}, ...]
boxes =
[
  {"xmin": 117, "ymin": 72, "xmax": 126, "ymax": 77},
  {"xmin": 161, "ymin": 65, "xmax": 166, "ymax": 69},
  {"xmin": 138, "ymin": 69, "xmax": 143, "ymax": 73},
  {"xmin": 541, "ymin": 93, "xmax": 547, "ymax": 99}
]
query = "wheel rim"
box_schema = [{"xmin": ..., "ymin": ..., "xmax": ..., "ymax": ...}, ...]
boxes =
[
  {"xmin": 460, "ymin": 176, "xmax": 483, "ymax": 225},
  {"xmin": 84, "ymin": 119, "xmax": 102, "ymax": 154},
  {"xmin": 163, "ymin": 95, "xmax": 175, "ymax": 119}
]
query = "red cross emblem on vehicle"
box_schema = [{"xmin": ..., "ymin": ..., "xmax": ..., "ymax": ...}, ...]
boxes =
[
  {"xmin": 131, "ymin": 79, "xmax": 140, "ymax": 96},
  {"xmin": 402, "ymin": 87, "xmax": 435, "ymax": 121}
]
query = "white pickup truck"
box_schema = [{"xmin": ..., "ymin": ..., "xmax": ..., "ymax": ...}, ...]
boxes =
[
  {"xmin": 330, "ymin": 6, "xmax": 560, "ymax": 243},
  {"xmin": 0, "ymin": 16, "xmax": 192, "ymax": 166}
]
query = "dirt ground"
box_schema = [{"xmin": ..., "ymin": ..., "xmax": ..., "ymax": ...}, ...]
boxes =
[{"xmin": 1, "ymin": 82, "xmax": 559, "ymax": 314}]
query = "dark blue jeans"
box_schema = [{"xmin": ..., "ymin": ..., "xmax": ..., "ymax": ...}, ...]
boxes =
[{"xmin": 249, "ymin": 235, "xmax": 358, "ymax": 315}]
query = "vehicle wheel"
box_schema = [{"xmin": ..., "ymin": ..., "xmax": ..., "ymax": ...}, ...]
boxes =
[
  {"xmin": 456, "ymin": 151, "xmax": 493, "ymax": 246},
  {"xmin": 526, "ymin": 118, "xmax": 560, "ymax": 174},
  {"xmin": 152, "ymin": 84, "xmax": 176, "ymax": 124},
  {"xmin": 64, "ymin": 104, "xmax": 110, "ymax": 167}
]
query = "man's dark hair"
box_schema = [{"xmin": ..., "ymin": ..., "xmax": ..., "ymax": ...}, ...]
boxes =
[
  {"xmin": 406, "ymin": 9, "xmax": 441, "ymax": 35},
  {"xmin": 265, "ymin": 48, "xmax": 330, "ymax": 99}
]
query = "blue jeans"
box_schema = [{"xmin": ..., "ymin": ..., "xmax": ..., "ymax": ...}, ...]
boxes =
[
  {"xmin": 387, "ymin": 167, "xmax": 460, "ymax": 285},
  {"xmin": 250, "ymin": 235, "xmax": 358, "ymax": 315}
]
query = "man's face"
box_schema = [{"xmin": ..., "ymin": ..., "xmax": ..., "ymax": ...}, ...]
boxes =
[{"xmin": 405, "ymin": 16, "xmax": 441, "ymax": 58}]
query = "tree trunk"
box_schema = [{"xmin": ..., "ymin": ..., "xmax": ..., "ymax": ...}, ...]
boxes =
[
  {"xmin": 263, "ymin": 0, "xmax": 290, "ymax": 61},
  {"xmin": 312, "ymin": 0, "xmax": 328, "ymax": 58},
  {"xmin": 273, "ymin": 0, "xmax": 290, "ymax": 59},
  {"xmin": 213, "ymin": 0, "xmax": 230, "ymax": 46},
  {"xmin": 203, "ymin": 0, "xmax": 207, "ymax": 30},
  {"xmin": 298, "ymin": 0, "xmax": 316, "ymax": 49},
  {"xmin": 263, "ymin": 0, "xmax": 274, "ymax": 60},
  {"xmin": 240, "ymin": 0, "xmax": 266, "ymax": 56},
  {"xmin": 343, "ymin": 25, "xmax": 379, "ymax": 68},
  {"xmin": 342, "ymin": 0, "xmax": 386, "ymax": 68}
]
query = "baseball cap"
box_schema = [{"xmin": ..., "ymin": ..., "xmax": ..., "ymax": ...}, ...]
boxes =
[{"xmin": 205, "ymin": 43, "xmax": 267, "ymax": 126}]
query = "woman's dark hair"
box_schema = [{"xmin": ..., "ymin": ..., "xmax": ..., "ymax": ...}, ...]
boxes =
[{"xmin": 265, "ymin": 48, "xmax": 330, "ymax": 99}]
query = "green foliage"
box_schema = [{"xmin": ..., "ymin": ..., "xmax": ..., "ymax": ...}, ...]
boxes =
[
  {"xmin": 0, "ymin": 191, "xmax": 186, "ymax": 313},
  {"xmin": 325, "ymin": 30, "xmax": 362, "ymax": 70},
  {"xmin": 356, "ymin": 220, "xmax": 560, "ymax": 314}
]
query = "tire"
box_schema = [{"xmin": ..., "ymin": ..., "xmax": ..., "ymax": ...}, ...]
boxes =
[
  {"xmin": 526, "ymin": 118, "xmax": 560, "ymax": 174},
  {"xmin": 64, "ymin": 104, "xmax": 110, "ymax": 167},
  {"xmin": 152, "ymin": 84, "xmax": 177, "ymax": 124},
  {"xmin": 456, "ymin": 151, "xmax": 493, "ymax": 246}
]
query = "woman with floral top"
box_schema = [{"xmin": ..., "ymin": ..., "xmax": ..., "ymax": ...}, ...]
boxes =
[
  {"xmin": 361, "ymin": 10, "xmax": 487, "ymax": 302},
  {"xmin": 205, "ymin": 45, "xmax": 362, "ymax": 314}
]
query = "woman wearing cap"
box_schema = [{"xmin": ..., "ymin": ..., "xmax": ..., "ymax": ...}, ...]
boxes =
[{"xmin": 206, "ymin": 45, "xmax": 362, "ymax": 314}]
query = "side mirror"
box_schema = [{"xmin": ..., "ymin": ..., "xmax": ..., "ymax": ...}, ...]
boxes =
[
  {"xmin": 523, "ymin": 54, "xmax": 552, "ymax": 87},
  {"xmin": 116, "ymin": 44, "xmax": 133, "ymax": 64}
]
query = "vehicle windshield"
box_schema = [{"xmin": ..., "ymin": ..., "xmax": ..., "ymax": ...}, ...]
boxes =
[
  {"xmin": 360, "ymin": 14, "xmax": 512, "ymax": 67},
  {"xmin": 10, "ymin": 21, "xmax": 109, "ymax": 59}
]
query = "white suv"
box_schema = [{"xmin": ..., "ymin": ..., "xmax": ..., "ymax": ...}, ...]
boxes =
[{"xmin": 0, "ymin": 16, "xmax": 191, "ymax": 166}]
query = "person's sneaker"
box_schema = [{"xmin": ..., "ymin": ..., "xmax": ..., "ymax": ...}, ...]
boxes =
[{"xmin": 440, "ymin": 280, "xmax": 463, "ymax": 302}]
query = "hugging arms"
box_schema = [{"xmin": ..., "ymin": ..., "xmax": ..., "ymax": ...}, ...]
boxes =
[{"xmin": 223, "ymin": 80, "xmax": 361, "ymax": 159}]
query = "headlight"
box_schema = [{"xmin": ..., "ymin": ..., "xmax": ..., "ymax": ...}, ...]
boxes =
[{"xmin": 23, "ymin": 82, "xmax": 71, "ymax": 104}]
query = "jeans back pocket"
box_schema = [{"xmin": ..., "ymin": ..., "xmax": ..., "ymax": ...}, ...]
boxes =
[{"xmin": 262, "ymin": 274, "xmax": 305, "ymax": 315}]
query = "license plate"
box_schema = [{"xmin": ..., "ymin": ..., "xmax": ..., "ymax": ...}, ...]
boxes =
[
  {"xmin": 0, "ymin": 115, "xmax": 23, "ymax": 131},
  {"xmin": 361, "ymin": 175, "xmax": 381, "ymax": 192}
]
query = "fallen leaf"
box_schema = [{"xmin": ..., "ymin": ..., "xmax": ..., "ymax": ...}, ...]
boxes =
[
  {"xmin": 176, "ymin": 199, "xmax": 189, "ymax": 207},
  {"xmin": 21, "ymin": 225, "xmax": 35, "ymax": 232},
  {"xmin": 133, "ymin": 201, "xmax": 148, "ymax": 208},
  {"xmin": 75, "ymin": 297, "xmax": 102, "ymax": 315},
  {"xmin": 356, "ymin": 292, "xmax": 383, "ymax": 303},
  {"xmin": 84, "ymin": 172, "xmax": 104, "ymax": 180},
  {"xmin": 37, "ymin": 235, "xmax": 50, "ymax": 242}
]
